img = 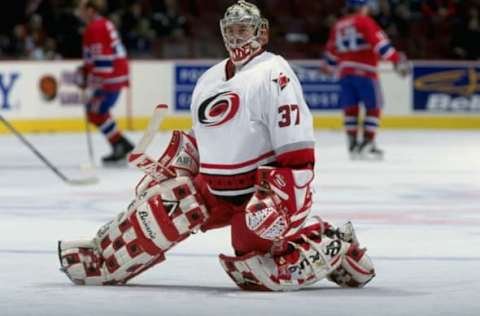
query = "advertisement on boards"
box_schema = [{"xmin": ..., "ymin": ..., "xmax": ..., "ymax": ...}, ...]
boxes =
[
  {"xmin": 413, "ymin": 63, "xmax": 480, "ymax": 112},
  {"xmin": 0, "ymin": 62, "xmax": 84, "ymax": 118},
  {"xmin": 0, "ymin": 72, "xmax": 21, "ymax": 111},
  {"xmin": 174, "ymin": 62, "xmax": 341, "ymax": 111}
]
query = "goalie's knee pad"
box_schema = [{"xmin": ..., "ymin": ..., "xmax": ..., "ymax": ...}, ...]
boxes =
[{"xmin": 58, "ymin": 176, "xmax": 208, "ymax": 285}]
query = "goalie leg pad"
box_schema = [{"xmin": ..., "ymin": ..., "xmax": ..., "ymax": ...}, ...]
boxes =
[
  {"xmin": 59, "ymin": 176, "xmax": 208, "ymax": 285},
  {"xmin": 58, "ymin": 239, "xmax": 164, "ymax": 285},
  {"xmin": 219, "ymin": 232, "xmax": 350, "ymax": 291}
]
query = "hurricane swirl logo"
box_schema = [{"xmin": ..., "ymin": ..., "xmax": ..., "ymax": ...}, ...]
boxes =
[{"xmin": 198, "ymin": 91, "xmax": 239, "ymax": 127}]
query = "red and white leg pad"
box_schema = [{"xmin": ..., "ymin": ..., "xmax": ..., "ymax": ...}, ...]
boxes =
[
  {"xmin": 220, "ymin": 221, "xmax": 375, "ymax": 291},
  {"xmin": 58, "ymin": 176, "xmax": 208, "ymax": 285},
  {"xmin": 219, "ymin": 233, "xmax": 351, "ymax": 291}
]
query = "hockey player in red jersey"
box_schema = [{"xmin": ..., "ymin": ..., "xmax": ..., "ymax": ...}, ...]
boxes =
[
  {"xmin": 323, "ymin": 0, "xmax": 409, "ymax": 159},
  {"xmin": 76, "ymin": 0, "xmax": 133, "ymax": 165},
  {"xmin": 59, "ymin": 1, "xmax": 375, "ymax": 291}
]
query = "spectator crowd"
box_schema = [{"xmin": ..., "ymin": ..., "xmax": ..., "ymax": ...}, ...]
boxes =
[{"xmin": 0, "ymin": 0, "xmax": 478, "ymax": 60}]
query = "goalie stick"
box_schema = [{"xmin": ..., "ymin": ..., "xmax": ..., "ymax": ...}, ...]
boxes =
[
  {"xmin": 81, "ymin": 88, "xmax": 96, "ymax": 169},
  {"xmin": 127, "ymin": 104, "xmax": 174, "ymax": 179},
  {"xmin": 0, "ymin": 114, "xmax": 99, "ymax": 186}
]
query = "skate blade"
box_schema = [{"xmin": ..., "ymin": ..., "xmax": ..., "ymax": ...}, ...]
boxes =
[
  {"xmin": 350, "ymin": 152, "xmax": 384, "ymax": 161},
  {"xmin": 102, "ymin": 159, "xmax": 128, "ymax": 168}
]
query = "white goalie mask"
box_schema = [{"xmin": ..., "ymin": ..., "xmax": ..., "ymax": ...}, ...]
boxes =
[{"xmin": 220, "ymin": 0, "xmax": 269, "ymax": 66}]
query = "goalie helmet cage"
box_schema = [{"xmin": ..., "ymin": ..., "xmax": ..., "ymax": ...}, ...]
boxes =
[{"xmin": 0, "ymin": 114, "xmax": 98, "ymax": 186}]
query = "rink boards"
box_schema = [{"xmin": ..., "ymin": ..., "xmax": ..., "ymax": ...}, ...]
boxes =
[{"xmin": 0, "ymin": 60, "xmax": 479, "ymax": 133}]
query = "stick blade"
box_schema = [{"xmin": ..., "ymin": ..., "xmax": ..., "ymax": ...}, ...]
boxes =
[{"xmin": 66, "ymin": 176, "xmax": 99, "ymax": 186}]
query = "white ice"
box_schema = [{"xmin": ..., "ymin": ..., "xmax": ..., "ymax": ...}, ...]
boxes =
[{"xmin": 0, "ymin": 130, "xmax": 479, "ymax": 316}]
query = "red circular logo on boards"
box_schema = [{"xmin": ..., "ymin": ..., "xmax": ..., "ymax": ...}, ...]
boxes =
[{"xmin": 38, "ymin": 75, "xmax": 58, "ymax": 101}]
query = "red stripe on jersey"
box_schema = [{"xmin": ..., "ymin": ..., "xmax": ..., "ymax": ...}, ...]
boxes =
[
  {"xmin": 200, "ymin": 151, "xmax": 275, "ymax": 170},
  {"xmin": 201, "ymin": 170, "xmax": 257, "ymax": 191},
  {"xmin": 276, "ymin": 148, "xmax": 315, "ymax": 169}
]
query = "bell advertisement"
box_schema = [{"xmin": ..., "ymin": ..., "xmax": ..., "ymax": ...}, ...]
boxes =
[{"xmin": 413, "ymin": 63, "xmax": 480, "ymax": 112}]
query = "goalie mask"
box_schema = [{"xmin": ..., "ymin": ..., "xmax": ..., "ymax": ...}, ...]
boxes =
[{"xmin": 220, "ymin": 0, "xmax": 269, "ymax": 66}]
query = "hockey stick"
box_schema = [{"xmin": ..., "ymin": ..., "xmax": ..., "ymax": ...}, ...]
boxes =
[
  {"xmin": 291, "ymin": 61, "xmax": 411, "ymax": 79},
  {"xmin": 127, "ymin": 104, "xmax": 174, "ymax": 178},
  {"xmin": 0, "ymin": 115, "xmax": 99, "ymax": 185},
  {"xmin": 81, "ymin": 88, "xmax": 95, "ymax": 168}
]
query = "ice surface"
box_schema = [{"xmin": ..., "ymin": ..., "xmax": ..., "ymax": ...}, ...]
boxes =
[{"xmin": 0, "ymin": 130, "xmax": 479, "ymax": 316}]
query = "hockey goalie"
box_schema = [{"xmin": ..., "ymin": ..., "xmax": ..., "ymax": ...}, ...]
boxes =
[{"xmin": 58, "ymin": 1, "xmax": 375, "ymax": 291}]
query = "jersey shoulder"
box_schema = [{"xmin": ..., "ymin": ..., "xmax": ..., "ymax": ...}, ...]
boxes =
[
  {"xmin": 353, "ymin": 14, "xmax": 377, "ymax": 29},
  {"xmin": 255, "ymin": 52, "xmax": 296, "ymax": 80},
  {"xmin": 86, "ymin": 17, "xmax": 110, "ymax": 34},
  {"xmin": 265, "ymin": 52, "xmax": 300, "ymax": 90},
  {"xmin": 196, "ymin": 58, "xmax": 229, "ymax": 86}
]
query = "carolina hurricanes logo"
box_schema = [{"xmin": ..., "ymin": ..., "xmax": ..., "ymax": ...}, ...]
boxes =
[{"xmin": 198, "ymin": 91, "xmax": 240, "ymax": 127}]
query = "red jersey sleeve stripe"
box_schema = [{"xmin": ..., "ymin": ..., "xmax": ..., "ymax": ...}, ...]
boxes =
[{"xmin": 276, "ymin": 148, "xmax": 315, "ymax": 169}]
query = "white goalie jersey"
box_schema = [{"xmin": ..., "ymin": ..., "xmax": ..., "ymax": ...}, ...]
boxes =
[{"xmin": 191, "ymin": 51, "xmax": 315, "ymax": 196}]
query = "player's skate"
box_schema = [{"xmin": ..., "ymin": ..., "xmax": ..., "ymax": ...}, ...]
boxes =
[
  {"xmin": 354, "ymin": 139, "xmax": 383, "ymax": 161},
  {"xmin": 102, "ymin": 136, "xmax": 134, "ymax": 166},
  {"xmin": 347, "ymin": 134, "xmax": 359, "ymax": 160}
]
